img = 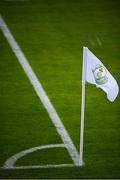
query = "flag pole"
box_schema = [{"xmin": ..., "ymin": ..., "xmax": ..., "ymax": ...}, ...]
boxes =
[
  {"xmin": 79, "ymin": 80, "xmax": 86, "ymax": 166},
  {"xmin": 79, "ymin": 47, "xmax": 86, "ymax": 166}
]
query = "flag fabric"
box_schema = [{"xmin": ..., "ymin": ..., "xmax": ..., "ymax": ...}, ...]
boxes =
[{"xmin": 82, "ymin": 47, "xmax": 119, "ymax": 102}]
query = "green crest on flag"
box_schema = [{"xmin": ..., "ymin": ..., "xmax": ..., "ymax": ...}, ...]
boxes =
[{"xmin": 92, "ymin": 64, "xmax": 108, "ymax": 85}]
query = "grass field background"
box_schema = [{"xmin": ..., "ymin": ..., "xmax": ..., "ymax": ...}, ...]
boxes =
[{"xmin": 0, "ymin": 0, "xmax": 120, "ymax": 178}]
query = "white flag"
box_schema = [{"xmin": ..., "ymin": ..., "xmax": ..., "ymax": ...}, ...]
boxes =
[{"xmin": 82, "ymin": 47, "xmax": 119, "ymax": 102}]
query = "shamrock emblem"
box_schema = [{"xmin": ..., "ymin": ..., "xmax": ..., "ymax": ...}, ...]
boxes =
[{"xmin": 92, "ymin": 64, "xmax": 108, "ymax": 85}]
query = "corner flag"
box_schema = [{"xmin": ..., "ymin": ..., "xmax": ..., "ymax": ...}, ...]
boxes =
[
  {"xmin": 79, "ymin": 47, "xmax": 119, "ymax": 166},
  {"xmin": 82, "ymin": 47, "xmax": 119, "ymax": 102}
]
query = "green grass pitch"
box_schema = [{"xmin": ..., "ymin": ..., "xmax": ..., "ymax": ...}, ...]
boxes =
[{"xmin": 0, "ymin": 0, "xmax": 120, "ymax": 178}]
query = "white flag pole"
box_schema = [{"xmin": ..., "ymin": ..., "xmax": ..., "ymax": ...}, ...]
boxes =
[{"xmin": 79, "ymin": 47, "xmax": 87, "ymax": 166}]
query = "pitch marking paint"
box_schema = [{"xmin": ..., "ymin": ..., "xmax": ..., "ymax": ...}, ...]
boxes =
[
  {"xmin": 3, "ymin": 144, "xmax": 74, "ymax": 169},
  {"xmin": 0, "ymin": 15, "xmax": 79, "ymax": 168}
]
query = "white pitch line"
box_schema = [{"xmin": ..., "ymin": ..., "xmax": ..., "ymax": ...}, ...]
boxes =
[
  {"xmin": 0, "ymin": 15, "xmax": 79, "ymax": 166},
  {"xmin": 3, "ymin": 164, "xmax": 75, "ymax": 170},
  {"xmin": 4, "ymin": 144, "xmax": 65, "ymax": 168},
  {"xmin": 3, "ymin": 144, "xmax": 75, "ymax": 169}
]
